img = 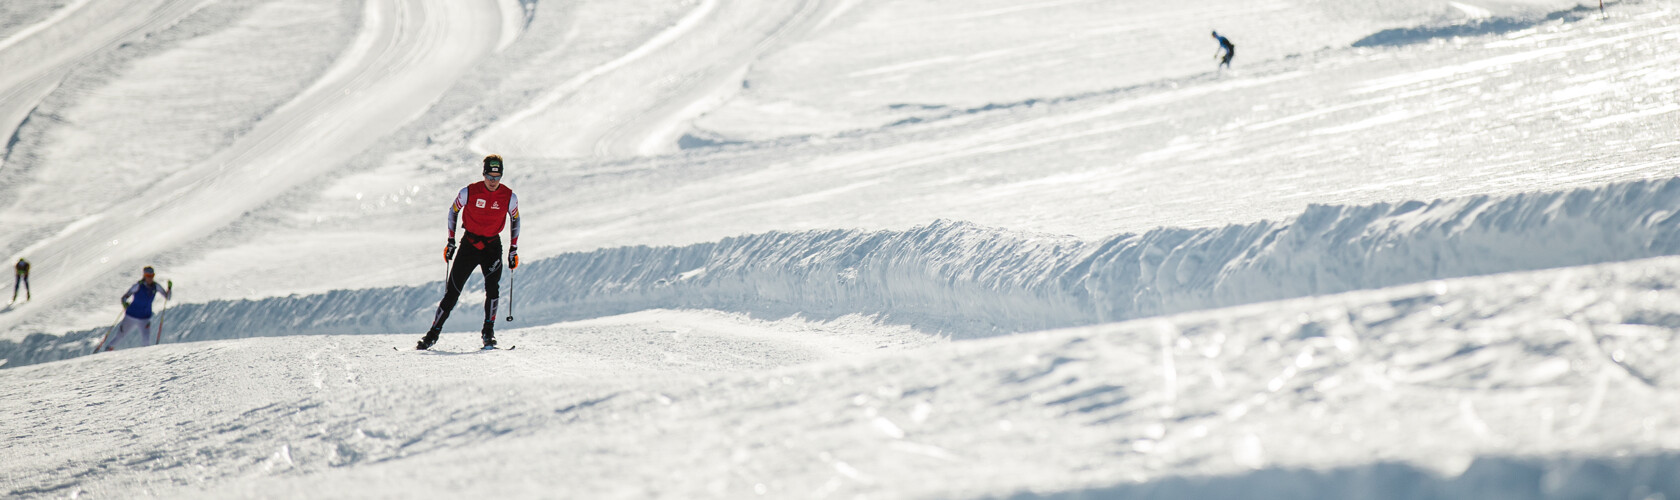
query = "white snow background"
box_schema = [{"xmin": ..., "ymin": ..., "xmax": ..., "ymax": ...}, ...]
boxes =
[{"xmin": 2, "ymin": 0, "xmax": 1680, "ymax": 498}]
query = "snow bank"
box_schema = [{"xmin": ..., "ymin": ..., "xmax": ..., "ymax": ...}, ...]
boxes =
[
  {"xmin": 6, "ymin": 177, "xmax": 1679, "ymax": 367},
  {"xmin": 1004, "ymin": 453, "xmax": 1680, "ymax": 500},
  {"xmin": 1352, "ymin": 2, "xmax": 1609, "ymax": 47}
]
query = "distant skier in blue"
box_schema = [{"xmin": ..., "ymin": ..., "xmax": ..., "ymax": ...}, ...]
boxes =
[
  {"xmin": 1212, "ymin": 31, "xmax": 1235, "ymax": 70},
  {"xmin": 104, "ymin": 266, "xmax": 171, "ymax": 351}
]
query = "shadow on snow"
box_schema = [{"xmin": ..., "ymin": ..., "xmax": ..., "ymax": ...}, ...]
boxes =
[
  {"xmin": 992, "ymin": 452, "xmax": 1680, "ymax": 500},
  {"xmin": 1353, "ymin": 2, "xmax": 1610, "ymax": 48}
]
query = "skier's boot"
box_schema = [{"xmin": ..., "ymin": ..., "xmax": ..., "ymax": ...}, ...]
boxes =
[
  {"xmin": 416, "ymin": 328, "xmax": 440, "ymax": 350},
  {"xmin": 481, "ymin": 321, "xmax": 497, "ymax": 349}
]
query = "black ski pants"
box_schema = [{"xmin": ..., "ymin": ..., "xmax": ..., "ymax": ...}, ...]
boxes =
[
  {"xmin": 12, "ymin": 274, "xmax": 26, "ymax": 299},
  {"xmin": 430, "ymin": 233, "xmax": 502, "ymax": 331}
]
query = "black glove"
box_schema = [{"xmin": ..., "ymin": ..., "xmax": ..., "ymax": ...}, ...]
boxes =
[
  {"xmin": 508, "ymin": 246, "xmax": 519, "ymax": 269},
  {"xmin": 445, "ymin": 239, "xmax": 457, "ymax": 261}
]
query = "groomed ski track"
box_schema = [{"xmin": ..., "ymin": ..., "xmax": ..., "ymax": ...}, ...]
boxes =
[
  {"xmin": 470, "ymin": 0, "xmax": 854, "ymax": 158},
  {"xmin": 0, "ymin": 0, "xmax": 205, "ymax": 172},
  {"xmin": 7, "ymin": 177, "xmax": 1679, "ymax": 367},
  {"xmin": 5, "ymin": 243, "xmax": 1679, "ymax": 498},
  {"xmin": 0, "ymin": 0, "xmax": 507, "ymax": 337}
]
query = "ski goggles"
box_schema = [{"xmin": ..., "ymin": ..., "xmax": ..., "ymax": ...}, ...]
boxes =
[{"xmin": 484, "ymin": 173, "xmax": 502, "ymax": 181}]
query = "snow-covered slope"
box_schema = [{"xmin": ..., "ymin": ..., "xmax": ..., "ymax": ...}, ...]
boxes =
[
  {"xmin": 693, "ymin": 0, "xmax": 1612, "ymax": 140},
  {"xmin": 6, "ymin": 0, "xmax": 1677, "ymax": 339},
  {"xmin": 3, "ymin": 0, "xmax": 1680, "ymax": 498},
  {"xmin": 4, "ymin": 253, "xmax": 1677, "ymax": 498},
  {"xmin": 0, "ymin": 0, "xmax": 507, "ymax": 339}
]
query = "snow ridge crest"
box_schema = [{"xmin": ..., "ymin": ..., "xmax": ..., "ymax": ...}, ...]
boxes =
[{"xmin": 6, "ymin": 177, "xmax": 1680, "ymax": 368}]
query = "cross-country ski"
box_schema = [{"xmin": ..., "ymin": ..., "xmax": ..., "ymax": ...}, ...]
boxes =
[{"xmin": 397, "ymin": 345, "xmax": 516, "ymax": 352}]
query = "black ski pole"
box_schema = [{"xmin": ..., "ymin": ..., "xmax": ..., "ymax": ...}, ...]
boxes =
[
  {"xmin": 505, "ymin": 264, "xmax": 514, "ymax": 322},
  {"xmin": 154, "ymin": 295, "xmax": 169, "ymax": 345}
]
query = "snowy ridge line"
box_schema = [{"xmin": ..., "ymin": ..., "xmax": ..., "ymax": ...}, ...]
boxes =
[
  {"xmin": 5, "ymin": 177, "xmax": 1680, "ymax": 368},
  {"xmin": 1352, "ymin": 1, "xmax": 1611, "ymax": 48}
]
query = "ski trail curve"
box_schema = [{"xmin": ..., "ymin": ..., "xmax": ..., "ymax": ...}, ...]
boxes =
[
  {"xmin": 0, "ymin": 0, "xmax": 506, "ymax": 336},
  {"xmin": 0, "ymin": 0, "xmax": 94, "ymax": 54},
  {"xmin": 0, "ymin": 0, "xmax": 203, "ymax": 172},
  {"xmin": 471, "ymin": 0, "xmax": 849, "ymax": 159},
  {"xmin": 469, "ymin": 0, "xmax": 721, "ymax": 158},
  {"xmin": 603, "ymin": 0, "xmax": 847, "ymax": 157}
]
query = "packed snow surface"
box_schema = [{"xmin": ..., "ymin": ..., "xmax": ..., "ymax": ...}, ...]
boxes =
[{"xmin": 2, "ymin": 0, "xmax": 1679, "ymax": 498}]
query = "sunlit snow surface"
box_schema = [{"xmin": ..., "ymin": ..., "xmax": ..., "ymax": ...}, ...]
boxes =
[
  {"xmin": 5, "ymin": 261, "xmax": 1680, "ymax": 498},
  {"xmin": 2, "ymin": 0, "xmax": 1679, "ymax": 497}
]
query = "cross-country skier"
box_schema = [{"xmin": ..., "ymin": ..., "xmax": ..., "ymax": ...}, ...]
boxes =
[
  {"xmin": 1212, "ymin": 31, "xmax": 1235, "ymax": 70},
  {"xmin": 11, "ymin": 258, "xmax": 28, "ymax": 303},
  {"xmin": 417, "ymin": 154, "xmax": 520, "ymax": 350},
  {"xmin": 106, "ymin": 266, "xmax": 171, "ymax": 351}
]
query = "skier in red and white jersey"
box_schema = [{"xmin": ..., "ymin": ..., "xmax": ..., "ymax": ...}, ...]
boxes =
[{"xmin": 418, "ymin": 154, "xmax": 520, "ymax": 350}]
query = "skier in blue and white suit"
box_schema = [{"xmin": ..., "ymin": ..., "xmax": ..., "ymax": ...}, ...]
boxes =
[{"xmin": 106, "ymin": 266, "xmax": 171, "ymax": 351}]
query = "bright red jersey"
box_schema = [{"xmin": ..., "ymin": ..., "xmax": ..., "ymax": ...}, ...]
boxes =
[{"xmin": 449, "ymin": 182, "xmax": 520, "ymax": 244}]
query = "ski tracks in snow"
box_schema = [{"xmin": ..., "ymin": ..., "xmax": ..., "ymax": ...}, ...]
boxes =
[
  {"xmin": 471, "ymin": 0, "xmax": 850, "ymax": 159},
  {"xmin": 7, "ymin": 264, "xmax": 1678, "ymax": 499},
  {"xmin": 0, "ymin": 310, "xmax": 930, "ymax": 498},
  {"xmin": 0, "ymin": 0, "xmax": 509, "ymax": 336},
  {"xmin": 0, "ymin": 0, "xmax": 202, "ymax": 172}
]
